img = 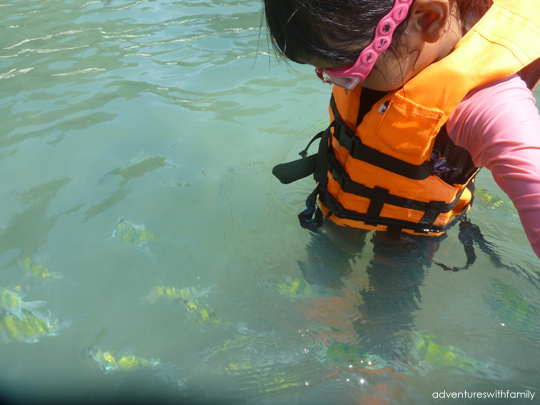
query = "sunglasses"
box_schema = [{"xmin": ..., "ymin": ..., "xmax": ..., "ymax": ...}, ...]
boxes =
[{"xmin": 315, "ymin": 0, "xmax": 413, "ymax": 90}]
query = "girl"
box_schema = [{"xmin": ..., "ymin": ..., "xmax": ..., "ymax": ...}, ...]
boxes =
[{"xmin": 267, "ymin": 0, "xmax": 540, "ymax": 259}]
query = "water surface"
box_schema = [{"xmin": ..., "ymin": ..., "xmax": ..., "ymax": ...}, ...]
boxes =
[{"xmin": 1, "ymin": 1, "xmax": 539, "ymax": 404}]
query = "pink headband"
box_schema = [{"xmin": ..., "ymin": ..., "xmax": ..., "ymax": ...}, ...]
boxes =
[{"xmin": 316, "ymin": 0, "xmax": 414, "ymax": 90}]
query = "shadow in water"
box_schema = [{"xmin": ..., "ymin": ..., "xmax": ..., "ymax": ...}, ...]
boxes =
[
  {"xmin": 294, "ymin": 218, "xmax": 521, "ymax": 393},
  {"xmin": 353, "ymin": 231, "xmax": 440, "ymax": 360},
  {"xmin": 298, "ymin": 225, "xmax": 442, "ymax": 361},
  {"xmin": 0, "ymin": 177, "xmax": 73, "ymax": 260}
]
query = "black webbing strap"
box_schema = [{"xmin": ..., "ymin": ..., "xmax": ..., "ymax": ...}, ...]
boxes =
[
  {"xmin": 313, "ymin": 125, "xmax": 331, "ymax": 186},
  {"xmin": 434, "ymin": 216, "xmax": 506, "ymax": 272},
  {"xmin": 419, "ymin": 202, "xmax": 448, "ymax": 226},
  {"xmin": 317, "ymin": 186, "xmax": 467, "ymax": 234},
  {"xmin": 366, "ymin": 187, "xmax": 389, "ymax": 222},
  {"xmin": 299, "ymin": 131, "xmax": 324, "ymax": 158},
  {"xmin": 271, "ymin": 131, "xmax": 325, "ymax": 184},
  {"xmin": 329, "ymin": 95, "xmax": 432, "ymax": 181},
  {"xmin": 332, "ymin": 118, "xmax": 432, "ymax": 180},
  {"xmin": 329, "ymin": 94, "xmax": 341, "ymax": 121},
  {"xmin": 322, "ymin": 152, "xmax": 474, "ymax": 232},
  {"xmin": 297, "ymin": 125, "xmax": 333, "ymax": 233},
  {"xmin": 298, "ymin": 186, "xmax": 324, "ymax": 232},
  {"xmin": 327, "ymin": 153, "xmax": 467, "ymax": 216}
]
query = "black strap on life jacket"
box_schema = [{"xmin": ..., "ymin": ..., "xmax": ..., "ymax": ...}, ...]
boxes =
[
  {"xmin": 324, "ymin": 151, "xmax": 474, "ymax": 230},
  {"xmin": 434, "ymin": 216, "xmax": 506, "ymax": 272},
  {"xmin": 435, "ymin": 216, "xmax": 540, "ymax": 290},
  {"xmin": 316, "ymin": 181, "xmax": 473, "ymax": 234},
  {"xmin": 297, "ymin": 123, "xmax": 333, "ymax": 232},
  {"xmin": 332, "ymin": 117, "xmax": 433, "ymax": 180},
  {"xmin": 271, "ymin": 149, "xmax": 318, "ymax": 185},
  {"xmin": 329, "ymin": 95, "xmax": 434, "ymax": 180},
  {"xmin": 272, "ymin": 128, "xmax": 328, "ymax": 185}
]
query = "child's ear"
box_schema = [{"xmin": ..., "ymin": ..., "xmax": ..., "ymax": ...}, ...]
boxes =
[{"xmin": 407, "ymin": 0, "xmax": 451, "ymax": 43}]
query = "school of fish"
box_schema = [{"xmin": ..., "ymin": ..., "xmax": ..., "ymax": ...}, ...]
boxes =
[{"xmin": 0, "ymin": 190, "xmax": 528, "ymax": 399}]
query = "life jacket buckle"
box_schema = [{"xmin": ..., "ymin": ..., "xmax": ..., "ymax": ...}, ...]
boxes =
[
  {"xmin": 298, "ymin": 187, "xmax": 325, "ymax": 233},
  {"xmin": 298, "ymin": 199, "xmax": 324, "ymax": 233}
]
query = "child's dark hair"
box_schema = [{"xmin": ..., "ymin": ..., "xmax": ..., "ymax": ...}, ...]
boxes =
[{"xmin": 264, "ymin": 0, "xmax": 493, "ymax": 65}]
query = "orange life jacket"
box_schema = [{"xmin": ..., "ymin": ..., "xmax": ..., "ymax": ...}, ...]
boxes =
[{"xmin": 273, "ymin": 0, "xmax": 540, "ymax": 236}]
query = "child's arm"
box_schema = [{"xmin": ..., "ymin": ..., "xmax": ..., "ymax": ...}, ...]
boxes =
[{"xmin": 447, "ymin": 74, "xmax": 540, "ymax": 259}]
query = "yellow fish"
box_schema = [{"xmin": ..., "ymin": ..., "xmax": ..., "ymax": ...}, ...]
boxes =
[
  {"xmin": 144, "ymin": 284, "xmax": 221, "ymax": 325},
  {"xmin": 182, "ymin": 297, "xmax": 221, "ymax": 324},
  {"xmin": 89, "ymin": 347, "xmax": 184, "ymax": 385},
  {"xmin": 321, "ymin": 340, "xmax": 392, "ymax": 372},
  {"xmin": 273, "ymin": 277, "xmax": 314, "ymax": 300},
  {"xmin": 197, "ymin": 333, "xmax": 306, "ymax": 395},
  {"xmin": 90, "ymin": 348, "xmax": 158, "ymax": 372},
  {"xmin": 144, "ymin": 285, "xmax": 214, "ymax": 304},
  {"xmin": 408, "ymin": 333, "xmax": 511, "ymax": 379},
  {"xmin": 0, "ymin": 286, "xmax": 46, "ymax": 321},
  {"xmin": 0, "ymin": 310, "xmax": 64, "ymax": 343},
  {"xmin": 223, "ymin": 362, "xmax": 303, "ymax": 394},
  {"xmin": 111, "ymin": 218, "xmax": 162, "ymax": 250},
  {"xmin": 21, "ymin": 256, "xmax": 61, "ymax": 280},
  {"xmin": 411, "ymin": 334, "xmax": 478, "ymax": 372},
  {"xmin": 474, "ymin": 188, "xmax": 517, "ymax": 215}
]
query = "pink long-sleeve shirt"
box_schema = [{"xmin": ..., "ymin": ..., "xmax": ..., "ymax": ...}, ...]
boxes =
[{"xmin": 447, "ymin": 74, "xmax": 540, "ymax": 259}]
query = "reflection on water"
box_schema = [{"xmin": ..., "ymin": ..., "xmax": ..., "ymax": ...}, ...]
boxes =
[{"xmin": 1, "ymin": 0, "xmax": 540, "ymax": 404}]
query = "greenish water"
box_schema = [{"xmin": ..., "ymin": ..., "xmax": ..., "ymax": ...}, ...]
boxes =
[{"xmin": 1, "ymin": 1, "xmax": 539, "ymax": 404}]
